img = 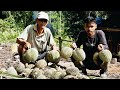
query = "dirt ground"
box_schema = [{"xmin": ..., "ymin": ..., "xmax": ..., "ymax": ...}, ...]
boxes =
[{"xmin": 0, "ymin": 43, "xmax": 120, "ymax": 79}]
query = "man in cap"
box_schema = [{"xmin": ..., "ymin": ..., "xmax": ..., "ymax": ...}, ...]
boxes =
[{"xmin": 16, "ymin": 11, "xmax": 58, "ymax": 63}]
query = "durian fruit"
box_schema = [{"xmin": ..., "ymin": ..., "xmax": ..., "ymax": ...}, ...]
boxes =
[
  {"xmin": 47, "ymin": 50, "xmax": 60, "ymax": 64},
  {"xmin": 56, "ymin": 66, "xmax": 66, "ymax": 76},
  {"xmin": 35, "ymin": 59, "xmax": 47, "ymax": 69},
  {"xmin": 25, "ymin": 63, "xmax": 35, "ymax": 69},
  {"xmin": 99, "ymin": 49, "xmax": 112, "ymax": 63},
  {"xmin": 76, "ymin": 73, "xmax": 90, "ymax": 79},
  {"xmin": 63, "ymin": 75, "xmax": 78, "ymax": 79},
  {"xmin": 72, "ymin": 48, "xmax": 86, "ymax": 62},
  {"xmin": 30, "ymin": 68, "xmax": 44, "ymax": 79},
  {"xmin": 66, "ymin": 67, "xmax": 80, "ymax": 76},
  {"xmin": 44, "ymin": 68, "xmax": 57, "ymax": 79},
  {"xmin": 22, "ymin": 48, "xmax": 38, "ymax": 63},
  {"xmin": 20, "ymin": 68, "xmax": 33, "ymax": 77},
  {"xmin": 93, "ymin": 52, "xmax": 99, "ymax": 65},
  {"xmin": 11, "ymin": 43, "xmax": 18, "ymax": 55},
  {"xmin": 52, "ymin": 71, "xmax": 64, "ymax": 79},
  {"xmin": 14, "ymin": 62, "xmax": 25, "ymax": 74},
  {"xmin": 60, "ymin": 46, "xmax": 73, "ymax": 59},
  {"xmin": 7, "ymin": 67, "xmax": 18, "ymax": 76},
  {"xmin": 36, "ymin": 74, "xmax": 47, "ymax": 79}
]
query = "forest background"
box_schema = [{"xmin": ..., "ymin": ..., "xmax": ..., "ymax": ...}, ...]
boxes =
[{"xmin": 0, "ymin": 11, "xmax": 118, "ymax": 47}]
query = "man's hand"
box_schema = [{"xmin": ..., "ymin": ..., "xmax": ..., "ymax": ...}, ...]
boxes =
[
  {"xmin": 52, "ymin": 45, "xmax": 59, "ymax": 51},
  {"xmin": 23, "ymin": 41, "xmax": 31, "ymax": 50},
  {"xmin": 22, "ymin": 41, "xmax": 31, "ymax": 54},
  {"xmin": 70, "ymin": 42, "xmax": 77, "ymax": 49},
  {"xmin": 98, "ymin": 44, "xmax": 104, "ymax": 51}
]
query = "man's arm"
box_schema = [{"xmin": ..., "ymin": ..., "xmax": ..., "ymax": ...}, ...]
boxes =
[
  {"xmin": 16, "ymin": 38, "xmax": 31, "ymax": 50},
  {"xmin": 71, "ymin": 31, "xmax": 83, "ymax": 49},
  {"xmin": 47, "ymin": 28, "xmax": 58, "ymax": 51},
  {"xmin": 97, "ymin": 30, "xmax": 109, "ymax": 50},
  {"xmin": 75, "ymin": 31, "xmax": 84, "ymax": 48},
  {"xmin": 16, "ymin": 25, "xmax": 32, "ymax": 49},
  {"xmin": 16, "ymin": 38, "xmax": 27, "ymax": 45}
]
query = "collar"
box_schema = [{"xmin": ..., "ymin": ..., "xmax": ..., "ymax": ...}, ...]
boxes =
[{"xmin": 33, "ymin": 23, "xmax": 47, "ymax": 35}]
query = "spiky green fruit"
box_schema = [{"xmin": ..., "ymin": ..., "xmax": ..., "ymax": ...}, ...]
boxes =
[
  {"xmin": 66, "ymin": 67, "xmax": 80, "ymax": 76},
  {"xmin": 20, "ymin": 68, "xmax": 32, "ymax": 77},
  {"xmin": 44, "ymin": 68, "xmax": 57, "ymax": 79},
  {"xmin": 25, "ymin": 63, "xmax": 35, "ymax": 69},
  {"xmin": 52, "ymin": 71, "xmax": 64, "ymax": 79},
  {"xmin": 36, "ymin": 74, "xmax": 47, "ymax": 79},
  {"xmin": 72, "ymin": 48, "xmax": 86, "ymax": 61},
  {"xmin": 64, "ymin": 75, "xmax": 78, "ymax": 79},
  {"xmin": 60, "ymin": 47, "xmax": 73, "ymax": 59},
  {"xmin": 30, "ymin": 68, "xmax": 44, "ymax": 79},
  {"xmin": 22, "ymin": 48, "xmax": 38, "ymax": 63},
  {"xmin": 35, "ymin": 59, "xmax": 47, "ymax": 69},
  {"xmin": 14, "ymin": 62, "xmax": 25, "ymax": 74},
  {"xmin": 47, "ymin": 50, "xmax": 60, "ymax": 63},
  {"xmin": 99, "ymin": 50, "xmax": 112, "ymax": 63}
]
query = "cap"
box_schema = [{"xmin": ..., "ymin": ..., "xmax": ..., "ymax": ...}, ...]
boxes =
[{"xmin": 37, "ymin": 11, "xmax": 49, "ymax": 21}]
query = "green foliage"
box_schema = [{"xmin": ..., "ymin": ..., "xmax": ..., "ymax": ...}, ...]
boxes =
[
  {"xmin": 54, "ymin": 32, "xmax": 74, "ymax": 47},
  {"xmin": 0, "ymin": 11, "xmax": 34, "ymax": 43},
  {"xmin": 47, "ymin": 11, "xmax": 64, "ymax": 36},
  {"xmin": 62, "ymin": 11, "xmax": 86, "ymax": 40},
  {"xmin": 10, "ymin": 11, "xmax": 33, "ymax": 28},
  {"xmin": 0, "ymin": 16, "xmax": 22, "ymax": 43},
  {"xmin": 62, "ymin": 11, "xmax": 108, "ymax": 40},
  {"xmin": 0, "ymin": 11, "xmax": 109, "ymax": 45}
]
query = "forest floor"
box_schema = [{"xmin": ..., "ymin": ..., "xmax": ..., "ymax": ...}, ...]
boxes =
[{"xmin": 0, "ymin": 43, "xmax": 120, "ymax": 79}]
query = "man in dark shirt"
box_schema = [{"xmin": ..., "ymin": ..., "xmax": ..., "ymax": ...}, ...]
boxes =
[{"xmin": 71, "ymin": 16, "xmax": 111, "ymax": 77}]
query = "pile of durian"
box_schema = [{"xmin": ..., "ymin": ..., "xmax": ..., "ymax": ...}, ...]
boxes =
[
  {"xmin": 0, "ymin": 60, "xmax": 90, "ymax": 79},
  {"xmin": 0, "ymin": 45, "xmax": 112, "ymax": 79}
]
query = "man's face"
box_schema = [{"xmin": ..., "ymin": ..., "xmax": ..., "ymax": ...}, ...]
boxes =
[
  {"xmin": 84, "ymin": 22, "xmax": 97, "ymax": 36},
  {"xmin": 36, "ymin": 18, "xmax": 48, "ymax": 29}
]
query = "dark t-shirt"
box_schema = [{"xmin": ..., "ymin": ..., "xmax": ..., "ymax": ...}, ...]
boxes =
[
  {"xmin": 75, "ymin": 30, "xmax": 109, "ymax": 69},
  {"xmin": 76, "ymin": 30, "xmax": 108, "ymax": 53}
]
